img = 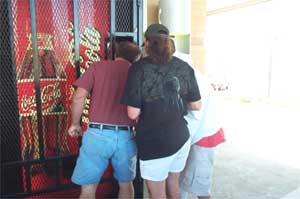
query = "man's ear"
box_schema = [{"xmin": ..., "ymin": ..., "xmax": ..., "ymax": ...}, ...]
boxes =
[{"xmin": 143, "ymin": 39, "xmax": 149, "ymax": 48}]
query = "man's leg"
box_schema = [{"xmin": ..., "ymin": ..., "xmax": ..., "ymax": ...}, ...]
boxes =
[
  {"xmin": 111, "ymin": 129, "xmax": 137, "ymax": 199},
  {"xmin": 71, "ymin": 129, "xmax": 111, "ymax": 199},
  {"xmin": 118, "ymin": 182, "xmax": 134, "ymax": 199},
  {"xmin": 180, "ymin": 145, "xmax": 215, "ymax": 199},
  {"xmin": 145, "ymin": 179, "xmax": 166, "ymax": 199},
  {"xmin": 166, "ymin": 172, "xmax": 181, "ymax": 199},
  {"xmin": 79, "ymin": 184, "xmax": 98, "ymax": 199},
  {"xmin": 181, "ymin": 190, "xmax": 188, "ymax": 199}
]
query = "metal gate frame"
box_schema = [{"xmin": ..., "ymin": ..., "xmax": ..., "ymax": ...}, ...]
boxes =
[{"xmin": 0, "ymin": 0, "xmax": 143, "ymax": 198}]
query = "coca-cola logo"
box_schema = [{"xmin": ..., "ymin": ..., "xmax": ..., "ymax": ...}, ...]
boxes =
[
  {"xmin": 21, "ymin": 92, "xmax": 36, "ymax": 113},
  {"xmin": 41, "ymin": 82, "xmax": 61, "ymax": 112},
  {"xmin": 20, "ymin": 82, "xmax": 62, "ymax": 114},
  {"xmin": 68, "ymin": 22, "xmax": 101, "ymax": 73}
]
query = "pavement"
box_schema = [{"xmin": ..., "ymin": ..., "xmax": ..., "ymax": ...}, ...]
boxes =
[{"xmin": 204, "ymin": 98, "xmax": 300, "ymax": 199}]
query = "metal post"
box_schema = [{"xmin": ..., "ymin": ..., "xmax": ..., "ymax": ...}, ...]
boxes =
[
  {"xmin": 73, "ymin": 0, "xmax": 80, "ymax": 78},
  {"xmin": 29, "ymin": 0, "xmax": 45, "ymax": 165}
]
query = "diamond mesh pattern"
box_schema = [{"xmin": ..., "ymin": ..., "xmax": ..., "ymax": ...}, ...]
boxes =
[
  {"xmin": 32, "ymin": 0, "xmax": 79, "ymax": 190},
  {"xmin": 1, "ymin": 0, "xmax": 24, "ymax": 195},
  {"xmin": 1, "ymin": 0, "xmax": 22, "ymax": 163},
  {"xmin": 9, "ymin": 0, "xmax": 78, "ymax": 193},
  {"xmin": 34, "ymin": 0, "xmax": 77, "ymax": 159},
  {"xmin": 115, "ymin": 0, "xmax": 133, "ymax": 32},
  {"xmin": 1, "ymin": 0, "xmax": 141, "ymax": 197}
]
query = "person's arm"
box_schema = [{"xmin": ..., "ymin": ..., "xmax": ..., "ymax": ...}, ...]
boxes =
[
  {"xmin": 184, "ymin": 66, "xmax": 202, "ymax": 111},
  {"xmin": 68, "ymin": 87, "xmax": 89, "ymax": 137},
  {"xmin": 188, "ymin": 100, "xmax": 202, "ymax": 111},
  {"xmin": 68, "ymin": 63, "xmax": 95, "ymax": 137},
  {"xmin": 121, "ymin": 64, "xmax": 142, "ymax": 121},
  {"xmin": 127, "ymin": 106, "xmax": 141, "ymax": 120}
]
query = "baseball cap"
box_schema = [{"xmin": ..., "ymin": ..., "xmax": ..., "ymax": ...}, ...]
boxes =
[{"xmin": 144, "ymin": 23, "xmax": 169, "ymax": 38}]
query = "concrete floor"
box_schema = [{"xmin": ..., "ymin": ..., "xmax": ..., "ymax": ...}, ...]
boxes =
[
  {"xmin": 209, "ymin": 143, "xmax": 300, "ymax": 199},
  {"xmin": 192, "ymin": 98, "xmax": 300, "ymax": 199}
]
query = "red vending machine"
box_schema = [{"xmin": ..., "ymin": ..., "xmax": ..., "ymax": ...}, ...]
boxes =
[{"xmin": 1, "ymin": 0, "xmax": 143, "ymax": 198}]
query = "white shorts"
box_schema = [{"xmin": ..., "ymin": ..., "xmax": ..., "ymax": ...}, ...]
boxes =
[
  {"xmin": 179, "ymin": 145, "xmax": 215, "ymax": 197},
  {"xmin": 140, "ymin": 138, "xmax": 191, "ymax": 181}
]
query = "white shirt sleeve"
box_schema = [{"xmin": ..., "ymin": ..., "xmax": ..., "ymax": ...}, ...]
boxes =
[{"xmin": 174, "ymin": 52, "xmax": 222, "ymax": 143}]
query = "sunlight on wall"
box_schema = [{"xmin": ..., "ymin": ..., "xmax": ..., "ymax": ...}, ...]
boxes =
[
  {"xmin": 205, "ymin": 0, "xmax": 300, "ymax": 102},
  {"xmin": 271, "ymin": 0, "xmax": 300, "ymax": 101}
]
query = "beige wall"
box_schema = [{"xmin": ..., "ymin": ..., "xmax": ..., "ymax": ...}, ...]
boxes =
[
  {"xmin": 191, "ymin": 0, "xmax": 206, "ymax": 73},
  {"xmin": 146, "ymin": 0, "xmax": 159, "ymax": 25},
  {"xmin": 146, "ymin": 0, "xmax": 206, "ymax": 73}
]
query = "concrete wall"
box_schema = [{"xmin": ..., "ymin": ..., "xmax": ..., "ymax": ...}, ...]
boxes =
[
  {"xmin": 191, "ymin": 0, "xmax": 206, "ymax": 73},
  {"xmin": 146, "ymin": 0, "xmax": 206, "ymax": 73}
]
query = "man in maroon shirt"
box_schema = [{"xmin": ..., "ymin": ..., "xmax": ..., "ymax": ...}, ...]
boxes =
[{"xmin": 68, "ymin": 41, "xmax": 140, "ymax": 199}]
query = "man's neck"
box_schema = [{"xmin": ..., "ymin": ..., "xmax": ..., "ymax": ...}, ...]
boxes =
[{"xmin": 115, "ymin": 57, "xmax": 129, "ymax": 63}]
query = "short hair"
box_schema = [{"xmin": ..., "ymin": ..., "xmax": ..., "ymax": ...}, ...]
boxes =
[{"xmin": 116, "ymin": 41, "xmax": 141, "ymax": 63}]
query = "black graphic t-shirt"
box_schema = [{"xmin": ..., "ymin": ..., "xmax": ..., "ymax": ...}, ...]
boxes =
[{"xmin": 121, "ymin": 56, "xmax": 201, "ymax": 160}]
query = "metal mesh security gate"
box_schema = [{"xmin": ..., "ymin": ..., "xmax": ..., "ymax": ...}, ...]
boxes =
[{"xmin": 0, "ymin": 0, "xmax": 143, "ymax": 198}]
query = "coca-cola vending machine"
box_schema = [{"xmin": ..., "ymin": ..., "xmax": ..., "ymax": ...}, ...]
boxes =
[{"xmin": 0, "ymin": 0, "xmax": 143, "ymax": 198}]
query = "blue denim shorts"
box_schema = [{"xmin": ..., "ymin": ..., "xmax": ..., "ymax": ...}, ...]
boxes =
[{"xmin": 71, "ymin": 126, "xmax": 137, "ymax": 185}]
